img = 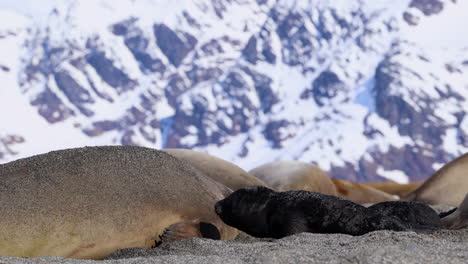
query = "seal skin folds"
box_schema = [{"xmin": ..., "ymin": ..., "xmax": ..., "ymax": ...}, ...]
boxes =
[{"xmin": 215, "ymin": 186, "xmax": 442, "ymax": 239}]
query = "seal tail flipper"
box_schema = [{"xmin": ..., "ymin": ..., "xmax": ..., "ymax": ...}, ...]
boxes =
[
  {"xmin": 199, "ymin": 222, "xmax": 221, "ymax": 239},
  {"xmin": 458, "ymin": 193, "xmax": 468, "ymax": 213},
  {"xmin": 441, "ymin": 193, "xmax": 468, "ymax": 230},
  {"xmin": 157, "ymin": 221, "xmax": 221, "ymax": 246},
  {"xmin": 439, "ymin": 207, "xmax": 458, "ymax": 218}
]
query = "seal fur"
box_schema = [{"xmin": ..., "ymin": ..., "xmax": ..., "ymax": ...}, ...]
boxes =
[
  {"xmin": 404, "ymin": 153, "xmax": 468, "ymax": 206},
  {"xmin": 249, "ymin": 161, "xmax": 337, "ymax": 195},
  {"xmin": 331, "ymin": 178, "xmax": 399, "ymax": 204},
  {"xmin": 361, "ymin": 181, "xmax": 422, "ymax": 197},
  {"xmin": 164, "ymin": 148, "xmax": 268, "ymax": 190},
  {"xmin": 214, "ymin": 186, "xmax": 440, "ymax": 239},
  {"xmin": 440, "ymin": 193, "xmax": 468, "ymax": 230}
]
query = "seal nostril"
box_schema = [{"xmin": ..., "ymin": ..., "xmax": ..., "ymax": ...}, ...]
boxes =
[{"xmin": 215, "ymin": 202, "xmax": 222, "ymax": 215}]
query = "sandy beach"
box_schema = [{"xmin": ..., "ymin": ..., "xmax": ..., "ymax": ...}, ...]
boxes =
[{"xmin": 1, "ymin": 227, "xmax": 467, "ymax": 264}]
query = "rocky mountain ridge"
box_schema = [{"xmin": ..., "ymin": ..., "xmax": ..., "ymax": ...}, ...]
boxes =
[{"xmin": 1, "ymin": 0, "xmax": 467, "ymax": 183}]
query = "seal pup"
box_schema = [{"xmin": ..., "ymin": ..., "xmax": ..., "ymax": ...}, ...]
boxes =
[
  {"xmin": 248, "ymin": 161, "xmax": 337, "ymax": 196},
  {"xmin": 404, "ymin": 153, "xmax": 468, "ymax": 206},
  {"xmin": 331, "ymin": 178, "xmax": 399, "ymax": 204},
  {"xmin": 0, "ymin": 146, "xmax": 238, "ymax": 259},
  {"xmin": 214, "ymin": 186, "xmax": 439, "ymax": 239},
  {"xmin": 164, "ymin": 148, "xmax": 268, "ymax": 191},
  {"xmin": 367, "ymin": 201, "xmax": 442, "ymax": 231},
  {"xmin": 361, "ymin": 181, "xmax": 422, "ymax": 197},
  {"xmin": 440, "ymin": 193, "xmax": 468, "ymax": 230}
]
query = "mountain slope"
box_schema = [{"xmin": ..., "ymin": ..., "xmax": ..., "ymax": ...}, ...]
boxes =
[{"xmin": 1, "ymin": 0, "xmax": 467, "ymax": 183}]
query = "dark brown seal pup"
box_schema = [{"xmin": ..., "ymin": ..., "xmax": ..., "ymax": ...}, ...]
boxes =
[
  {"xmin": 164, "ymin": 148, "xmax": 268, "ymax": 190},
  {"xmin": 214, "ymin": 186, "xmax": 441, "ymax": 239},
  {"xmin": 0, "ymin": 146, "xmax": 238, "ymax": 259},
  {"xmin": 404, "ymin": 153, "xmax": 468, "ymax": 206},
  {"xmin": 367, "ymin": 201, "xmax": 442, "ymax": 231}
]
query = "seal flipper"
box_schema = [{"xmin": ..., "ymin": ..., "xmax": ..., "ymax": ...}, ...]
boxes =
[
  {"xmin": 439, "ymin": 207, "xmax": 457, "ymax": 218},
  {"xmin": 159, "ymin": 222, "xmax": 201, "ymax": 244},
  {"xmin": 199, "ymin": 222, "xmax": 221, "ymax": 239},
  {"xmin": 158, "ymin": 221, "xmax": 221, "ymax": 246},
  {"xmin": 441, "ymin": 193, "xmax": 468, "ymax": 230}
]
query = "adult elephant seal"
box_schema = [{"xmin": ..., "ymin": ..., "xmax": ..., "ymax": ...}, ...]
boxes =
[
  {"xmin": 0, "ymin": 146, "xmax": 238, "ymax": 259},
  {"xmin": 331, "ymin": 179, "xmax": 399, "ymax": 204},
  {"xmin": 440, "ymin": 194, "xmax": 468, "ymax": 230},
  {"xmin": 248, "ymin": 161, "xmax": 337, "ymax": 196},
  {"xmin": 163, "ymin": 148, "xmax": 268, "ymax": 190},
  {"xmin": 404, "ymin": 153, "xmax": 468, "ymax": 206},
  {"xmin": 361, "ymin": 181, "xmax": 422, "ymax": 197}
]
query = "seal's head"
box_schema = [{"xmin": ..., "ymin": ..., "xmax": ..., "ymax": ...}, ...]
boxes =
[{"xmin": 214, "ymin": 186, "xmax": 275, "ymax": 237}]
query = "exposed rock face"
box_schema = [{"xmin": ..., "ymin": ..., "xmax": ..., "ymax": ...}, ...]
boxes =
[
  {"xmin": 403, "ymin": 0, "xmax": 446, "ymax": 25},
  {"xmin": 86, "ymin": 50, "xmax": 137, "ymax": 93},
  {"xmin": 0, "ymin": 135, "xmax": 25, "ymax": 161},
  {"xmin": 311, "ymin": 71, "xmax": 348, "ymax": 107},
  {"xmin": 410, "ymin": 0, "xmax": 444, "ymax": 16},
  {"xmin": 1, "ymin": 0, "xmax": 468, "ymax": 183},
  {"xmin": 154, "ymin": 24, "xmax": 197, "ymax": 67}
]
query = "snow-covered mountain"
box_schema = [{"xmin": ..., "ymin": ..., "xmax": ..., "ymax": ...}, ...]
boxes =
[{"xmin": 1, "ymin": 0, "xmax": 467, "ymax": 183}]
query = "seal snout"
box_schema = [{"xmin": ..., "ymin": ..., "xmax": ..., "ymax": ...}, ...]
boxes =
[{"xmin": 215, "ymin": 201, "xmax": 223, "ymax": 215}]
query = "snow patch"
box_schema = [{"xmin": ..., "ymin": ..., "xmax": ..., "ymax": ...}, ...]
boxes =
[{"xmin": 376, "ymin": 167, "xmax": 409, "ymax": 183}]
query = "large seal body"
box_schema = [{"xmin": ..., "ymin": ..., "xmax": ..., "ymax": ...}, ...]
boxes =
[
  {"xmin": 331, "ymin": 178, "xmax": 399, "ymax": 204},
  {"xmin": 361, "ymin": 181, "xmax": 422, "ymax": 197},
  {"xmin": 214, "ymin": 186, "xmax": 441, "ymax": 239},
  {"xmin": 0, "ymin": 146, "xmax": 238, "ymax": 259},
  {"xmin": 404, "ymin": 153, "xmax": 468, "ymax": 206},
  {"xmin": 249, "ymin": 161, "xmax": 337, "ymax": 195},
  {"xmin": 163, "ymin": 148, "xmax": 268, "ymax": 190},
  {"xmin": 440, "ymin": 194, "xmax": 468, "ymax": 230}
]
